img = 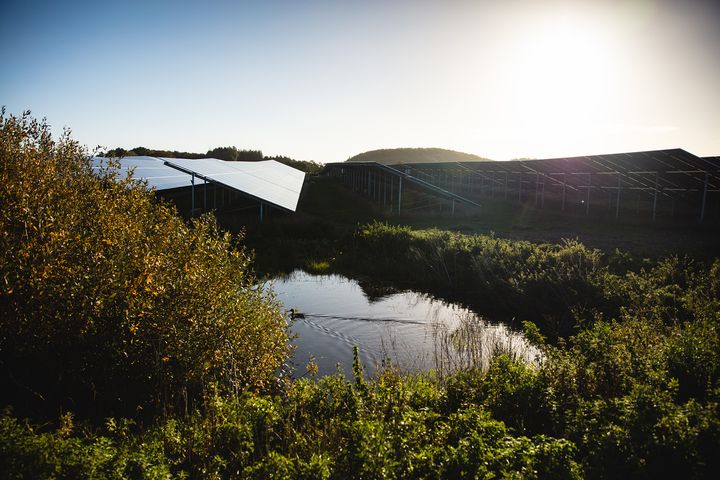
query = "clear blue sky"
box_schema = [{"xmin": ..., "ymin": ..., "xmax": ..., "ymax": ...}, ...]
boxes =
[{"xmin": 2, "ymin": 0, "xmax": 719, "ymax": 162}]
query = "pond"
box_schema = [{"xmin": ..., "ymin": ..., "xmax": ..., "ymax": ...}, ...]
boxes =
[{"xmin": 270, "ymin": 270, "xmax": 540, "ymax": 377}]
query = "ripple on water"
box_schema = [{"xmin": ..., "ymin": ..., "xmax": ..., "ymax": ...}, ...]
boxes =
[{"xmin": 270, "ymin": 270, "xmax": 540, "ymax": 377}]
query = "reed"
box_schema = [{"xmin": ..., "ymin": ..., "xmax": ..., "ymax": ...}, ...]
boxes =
[{"xmin": 433, "ymin": 312, "xmax": 541, "ymax": 380}]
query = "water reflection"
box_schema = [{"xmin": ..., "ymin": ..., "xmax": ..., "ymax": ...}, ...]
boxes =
[{"xmin": 271, "ymin": 270, "xmax": 539, "ymax": 377}]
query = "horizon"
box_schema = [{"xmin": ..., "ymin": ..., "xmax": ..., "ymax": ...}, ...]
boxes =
[{"xmin": 2, "ymin": 0, "xmax": 719, "ymax": 163}]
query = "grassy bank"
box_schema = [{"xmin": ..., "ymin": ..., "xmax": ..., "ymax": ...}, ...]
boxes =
[{"xmin": 252, "ymin": 215, "xmax": 716, "ymax": 342}]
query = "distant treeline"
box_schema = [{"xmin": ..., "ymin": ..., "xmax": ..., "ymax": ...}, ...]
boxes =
[
  {"xmin": 101, "ymin": 146, "xmax": 323, "ymax": 174},
  {"xmin": 264, "ymin": 155, "xmax": 323, "ymax": 174},
  {"xmin": 102, "ymin": 146, "xmax": 206, "ymax": 159},
  {"xmin": 347, "ymin": 147, "xmax": 491, "ymax": 165}
]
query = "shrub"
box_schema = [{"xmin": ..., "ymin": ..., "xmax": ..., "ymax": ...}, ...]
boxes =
[
  {"xmin": 0, "ymin": 111, "xmax": 289, "ymax": 419},
  {"xmin": 0, "ymin": 411, "xmax": 171, "ymax": 479}
]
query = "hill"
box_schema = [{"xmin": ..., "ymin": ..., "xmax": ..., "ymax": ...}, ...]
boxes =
[{"xmin": 346, "ymin": 147, "xmax": 491, "ymax": 165}]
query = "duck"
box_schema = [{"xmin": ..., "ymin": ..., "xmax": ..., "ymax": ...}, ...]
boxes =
[{"xmin": 288, "ymin": 308, "xmax": 305, "ymax": 320}]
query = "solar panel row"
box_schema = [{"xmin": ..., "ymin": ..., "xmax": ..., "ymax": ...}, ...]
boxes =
[
  {"xmin": 91, "ymin": 156, "xmax": 306, "ymax": 212},
  {"xmin": 378, "ymin": 148, "xmax": 720, "ymax": 195},
  {"xmin": 92, "ymin": 156, "xmax": 196, "ymax": 191},
  {"xmin": 329, "ymin": 148, "xmax": 719, "ymax": 221},
  {"xmin": 162, "ymin": 157, "xmax": 305, "ymax": 212}
]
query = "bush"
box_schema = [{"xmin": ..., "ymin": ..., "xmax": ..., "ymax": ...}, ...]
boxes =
[
  {"xmin": 0, "ymin": 111, "xmax": 289, "ymax": 419},
  {"xmin": 0, "ymin": 411, "xmax": 171, "ymax": 479}
]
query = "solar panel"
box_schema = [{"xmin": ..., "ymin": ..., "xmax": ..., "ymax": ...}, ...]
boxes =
[
  {"xmin": 162, "ymin": 158, "xmax": 306, "ymax": 212},
  {"xmin": 701, "ymin": 156, "xmax": 720, "ymax": 169},
  {"xmin": 92, "ymin": 156, "xmax": 306, "ymax": 212},
  {"xmin": 92, "ymin": 156, "xmax": 196, "ymax": 190}
]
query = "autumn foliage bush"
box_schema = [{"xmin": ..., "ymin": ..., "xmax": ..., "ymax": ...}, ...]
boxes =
[{"xmin": 0, "ymin": 111, "xmax": 289, "ymax": 419}]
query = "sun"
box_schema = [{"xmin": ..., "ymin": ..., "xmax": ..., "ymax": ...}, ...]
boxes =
[{"xmin": 501, "ymin": 15, "xmax": 624, "ymax": 154}]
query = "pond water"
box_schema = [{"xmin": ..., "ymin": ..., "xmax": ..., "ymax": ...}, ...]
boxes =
[{"xmin": 270, "ymin": 270, "xmax": 540, "ymax": 377}]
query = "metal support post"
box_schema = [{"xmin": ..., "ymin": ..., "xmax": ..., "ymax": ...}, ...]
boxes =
[
  {"xmin": 518, "ymin": 172, "xmax": 523, "ymax": 203},
  {"xmin": 397, "ymin": 176, "xmax": 403, "ymax": 215},
  {"xmin": 504, "ymin": 172, "xmax": 508, "ymax": 200},
  {"xmin": 191, "ymin": 173, "xmax": 195, "ymax": 214},
  {"xmin": 652, "ymin": 172, "xmax": 659, "ymax": 222},
  {"xmin": 586, "ymin": 173, "xmax": 591, "ymax": 216},
  {"xmin": 384, "ymin": 174, "xmax": 388, "ymax": 206},
  {"xmin": 615, "ymin": 175, "xmax": 621, "ymax": 219},
  {"xmin": 376, "ymin": 172, "xmax": 380, "ymax": 202},
  {"xmin": 700, "ymin": 172, "xmax": 709, "ymax": 222},
  {"xmin": 375, "ymin": 172, "xmax": 379, "ymax": 201},
  {"xmin": 390, "ymin": 177, "xmax": 394, "ymax": 211}
]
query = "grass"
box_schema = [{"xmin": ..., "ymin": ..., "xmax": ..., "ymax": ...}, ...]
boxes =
[{"xmin": 305, "ymin": 259, "xmax": 331, "ymax": 273}]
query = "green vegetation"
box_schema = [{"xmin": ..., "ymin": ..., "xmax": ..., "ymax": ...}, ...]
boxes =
[
  {"xmin": 206, "ymin": 146, "xmax": 264, "ymax": 162},
  {"xmin": 344, "ymin": 222, "xmax": 608, "ymax": 339},
  {"xmin": 2, "ymin": 112, "xmax": 719, "ymax": 478},
  {"xmin": 265, "ymin": 155, "xmax": 324, "ymax": 175},
  {"xmin": 346, "ymin": 147, "xmax": 490, "ymax": 165},
  {"xmin": 0, "ymin": 111, "xmax": 289, "ymax": 420},
  {"xmin": 1, "ymin": 360, "xmax": 583, "ymax": 479}
]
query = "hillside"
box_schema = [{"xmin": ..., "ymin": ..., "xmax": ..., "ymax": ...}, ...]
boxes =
[{"xmin": 347, "ymin": 147, "xmax": 491, "ymax": 165}]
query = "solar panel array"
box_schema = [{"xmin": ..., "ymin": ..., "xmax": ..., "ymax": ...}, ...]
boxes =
[
  {"xmin": 327, "ymin": 148, "xmax": 719, "ymax": 221},
  {"xmin": 385, "ymin": 148, "xmax": 720, "ymax": 196},
  {"xmin": 162, "ymin": 157, "xmax": 305, "ymax": 212},
  {"xmin": 92, "ymin": 156, "xmax": 196, "ymax": 190},
  {"xmin": 92, "ymin": 156, "xmax": 306, "ymax": 212}
]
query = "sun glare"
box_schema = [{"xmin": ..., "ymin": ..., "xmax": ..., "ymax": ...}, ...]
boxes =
[{"xmin": 502, "ymin": 15, "xmax": 623, "ymax": 155}]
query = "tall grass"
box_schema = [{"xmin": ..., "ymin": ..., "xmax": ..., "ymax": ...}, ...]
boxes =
[
  {"xmin": 433, "ymin": 312, "xmax": 541, "ymax": 380},
  {"xmin": 342, "ymin": 221, "xmax": 612, "ymax": 340}
]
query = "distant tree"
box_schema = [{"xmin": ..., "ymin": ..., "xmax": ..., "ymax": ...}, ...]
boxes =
[
  {"xmin": 103, "ymin": 147, "xmax": 127, "ymax": 157},
  {"xmin": 102, "ymin": 147, "xmax": 205, "ymax": 159},
  {"xmin": 205, "ymin": 147, "xmax": 264, "ymax": 162},
  {"xmin": 265, "ymin": 155, "xmax": 323, "ymax": 174},
  {"xmin": 102, "ymin": 146, "xmax": 318, "ymax": 172},
  {"xmin": 207, "ymin": 146, "xmax": 240, "ymax": 161},
  {"xmin": 236, "ymin": 149, "xmax": 263, "ymax": 162}
]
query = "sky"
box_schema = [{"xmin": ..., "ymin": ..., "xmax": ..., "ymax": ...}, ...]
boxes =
[{"xmin": 2, "ymin": 0, "xmax": 719, "ymax": 163}]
